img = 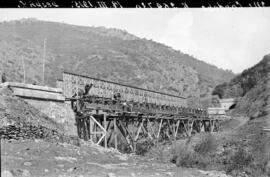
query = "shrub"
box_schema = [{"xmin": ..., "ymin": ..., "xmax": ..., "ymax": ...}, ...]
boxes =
[
  {"xmin": 117, "ymin": 142, "xmax": 132, "ymax": 154},
  {"xmin": 212, "ymin": 82, "xmax": 227, "ymax": 98},
  {"xmin": 135, "ymin": 140, "xmax": 154, "ymax": 156},
  {"xmin": 147, "ymin": 145, "xmax": 167, "ymax": 162},
  {"xmin": 172, "ymin": 137, "xmax": 213, "ymax": 169},
  {"xmin": 225, "ymin": 148, "xmax": 254, "ymax": 174},
  {"xmin": 176, "ymin": 151, "xmax": 210, "ymax": 168},
  {"xmin": 194, "ymin": 134, "xmax": 217, "ymax": 155}
]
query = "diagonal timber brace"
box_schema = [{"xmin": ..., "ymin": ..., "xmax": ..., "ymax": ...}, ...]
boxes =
[{"xmin": 89, "ymin": 115, "xmax": 107, "ymax": 145}]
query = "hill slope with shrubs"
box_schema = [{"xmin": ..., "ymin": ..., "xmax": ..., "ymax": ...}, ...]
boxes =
[
  {"xmin": 212, "ymin": 55, "xmax": 270, "ymax": 117},
  {"xmin": 0, "ymin": 18, "xmax": 234, "ymax": 106}
]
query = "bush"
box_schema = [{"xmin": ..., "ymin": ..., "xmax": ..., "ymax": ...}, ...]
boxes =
[
  {"xmin": 117, "ymin": 142, "xmax": 132, "ymax": 154},
  {"xmin": 212, "ymin": 82, "xmax": 227, "ymax": 98},
  {"xmin": 172, "ymin": 136, "xmax": 215, "ymax": 169},
  {"xmin": 224, "ymin": 148, "xmax": 270, "ymax": 177},
  {"xmin": 176, "ymin": 151, "xmax": 210, "ymax": 168},
  {"xmin": 147, "ymin": 144, "xmax": 168, "ymax": 162},
  {"xmin": 135, "ymin": 140, "xmax": 154, "ymax": 156},
  {"xmin": 194, "ymin": 134, "xmax": 217, "ymax": 155},
  {"xmin": 228, "ymin": 148, "xmax": 253, "ymax": 171},
  {"xmin": 224, "ymin": 148, "xmax": 255, "ymax": 176}
]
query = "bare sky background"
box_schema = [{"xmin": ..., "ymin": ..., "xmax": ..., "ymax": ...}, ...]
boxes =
[{"xmin": 1, "ymin": 8, "xmax": 269, "ymax": 73}]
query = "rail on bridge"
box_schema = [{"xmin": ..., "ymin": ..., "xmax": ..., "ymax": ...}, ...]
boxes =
[{"xmin": 57, "ymin": 72, "xmax": 225, "ymax": 152}]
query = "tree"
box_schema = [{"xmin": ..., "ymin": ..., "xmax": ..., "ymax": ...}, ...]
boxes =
[{"xmin": 212, "ymin": 82, "xmax": 227, "ymax": 99}]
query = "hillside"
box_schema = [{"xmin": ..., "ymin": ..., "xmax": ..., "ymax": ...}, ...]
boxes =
[
  {"xmin": 213, "ymin": 55, "xmax": 270, "ymax": 118},
  {"xmin": 0, "ymin": 18, "xmax": 234, "ymax": 106}
]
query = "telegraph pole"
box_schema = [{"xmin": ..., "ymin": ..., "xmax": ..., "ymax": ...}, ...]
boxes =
[
  {"xmin": 22, "ymin": 56, "xmax": 26, "ymax": 83},
  {"xmin": 42, "ymin": 38, "xmax": 46, "ymax": 86},
  {"xmin": 1, "ymin": 52, "xmax": 6, "ymax": 83},
  {"xmin": 1, "ymin": 51, "xmax": 5, "ymax": 74}
]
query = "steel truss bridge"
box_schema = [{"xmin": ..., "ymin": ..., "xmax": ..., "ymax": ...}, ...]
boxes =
[{"xmin": 57, "ymin": 72, "xmax": 224, "ymax": 152}]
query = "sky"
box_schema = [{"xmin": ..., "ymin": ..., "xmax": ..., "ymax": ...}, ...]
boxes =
[{"xmin": 0, "ymin": 8, "xmax": 270, "ymax": 73}]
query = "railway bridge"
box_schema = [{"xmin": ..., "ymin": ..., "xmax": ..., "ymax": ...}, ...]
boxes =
[{"xmin": 57, "ymin": 72, "xmax": 225, "ymax": 152}]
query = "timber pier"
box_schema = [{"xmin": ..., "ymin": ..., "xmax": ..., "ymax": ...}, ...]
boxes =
[{"xmin": 57, "ymin": 72, "xmax": 224, "ymax": 152}]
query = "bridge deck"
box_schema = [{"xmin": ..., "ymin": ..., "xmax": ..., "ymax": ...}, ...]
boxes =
[{"xmin": 70, "ymin": 96, "xmax": 223, "ymax": 152}]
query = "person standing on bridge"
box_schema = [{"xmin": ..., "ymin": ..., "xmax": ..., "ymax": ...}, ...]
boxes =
[
  {"xmin": 113, "ymin": 92, "xmax": 121, "ymax": 101},
  {"xmin": 1, "ymin": 72, "xmax": 7, "ymax": 83},
  {"xmin": 72, "ymin": 84, "xmax": 93, "ymax": 112},
  {"xmin": 84, "ymin": 84, "xmax": 93, "ymax": 96},
  {"xmin": 73, "ymin": 83, "xmax": 93, "ymax": 139}
]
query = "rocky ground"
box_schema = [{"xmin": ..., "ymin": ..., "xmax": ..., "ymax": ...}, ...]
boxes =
[
  {"xmin": 1, "ymin": 138, "xmax": 232, "ymax": 177},
  {"xmin": 0, "ymin": 85, "xmax": 233, "ymax": 177},
  {"xmin": 1, "ymin": 115, "xmax": 268, "ymax": 177},
  {"xmin": 1, "ymin": 116, "xmax": 254, "ymax": 177}
]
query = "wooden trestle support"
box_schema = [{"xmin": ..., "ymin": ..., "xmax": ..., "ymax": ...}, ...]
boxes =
[
  {"xmin": 57, "ymin": 71, "xmax": 224, "ymax": 152},
  {"xmin": 74, "ymin": 106, "xmax": 221, "ymax": 152}
]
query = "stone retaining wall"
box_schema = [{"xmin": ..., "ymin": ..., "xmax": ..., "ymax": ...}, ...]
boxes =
[{"xmin": 0, "ymin": 82, "xmax": 76, "ymax": 136}]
